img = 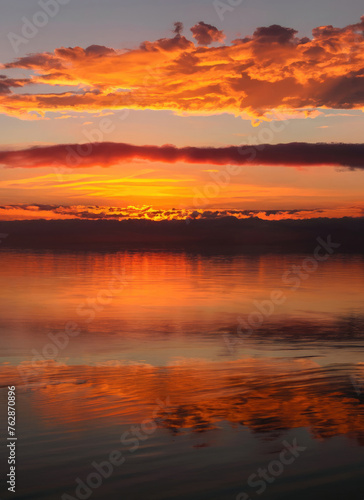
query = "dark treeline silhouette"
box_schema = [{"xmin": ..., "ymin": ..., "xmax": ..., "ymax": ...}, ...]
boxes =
[{"xmin": 1, "ymin": 216, "xmax": 364, "ymax": 252}]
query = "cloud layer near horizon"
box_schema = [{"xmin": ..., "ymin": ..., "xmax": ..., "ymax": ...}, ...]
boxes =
[
  {"xmin": 0, "ymin": 203, "xmax": 362, "ymax": 222},
  {"xmin": 0, "ymin": 142, "xmax": 364, "ymax": 169},
  {"xmin": 1, "ymin": 17, "xmax": 364, "ymax": 119}
]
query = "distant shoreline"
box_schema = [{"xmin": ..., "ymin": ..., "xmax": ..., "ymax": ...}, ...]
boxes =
[{"xmin": 0, "ymin": 217, "xmax": 363, "ymax": 253}]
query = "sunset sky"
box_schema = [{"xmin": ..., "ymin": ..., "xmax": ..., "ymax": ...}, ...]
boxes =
[{"xmin": 0, "ymin": 0, "xmax": 363, "ymax": 221}]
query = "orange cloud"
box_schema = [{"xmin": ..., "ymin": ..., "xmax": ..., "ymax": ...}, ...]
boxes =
[
  {"xmin": 0, "ymin": 18, "xmax": 363, "ymax": 119},
  {"xmin": 0, "ymin": 75, "xmax": 32, "ymax": 95},
  {"xmin": 190, "ymin": 21, "xmax": 225, "ymax": 45},
  {"xmin": 1, "ymin": 359, "xmax": 364, "ymax": 442},
  {"xmin": 0, "ymin": 204, "xmax": 362, "ymax": 221}
]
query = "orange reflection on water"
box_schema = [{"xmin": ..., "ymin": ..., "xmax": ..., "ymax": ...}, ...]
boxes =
[
  {"xmin": 1, "ymin": 251, "xmax": 363, "ymax": 325},
  {"xmin": 2, "ymin": 359, "xmax": 364, "ymax": 444}
]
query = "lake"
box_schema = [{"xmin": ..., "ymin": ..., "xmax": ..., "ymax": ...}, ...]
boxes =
[{"xmin": 0, "ymin": 249, "xmax": 363, "ymax": 500}]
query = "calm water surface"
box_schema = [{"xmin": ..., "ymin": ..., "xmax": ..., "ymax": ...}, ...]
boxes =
[{"xmin": 0, "ymin": 250, "xmax": 363, "ymax": 500}]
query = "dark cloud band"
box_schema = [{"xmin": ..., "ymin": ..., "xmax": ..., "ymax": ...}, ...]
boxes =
[{"xmin": 0, "ymin": 142, "xmax": 364, "ymax": 169}]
